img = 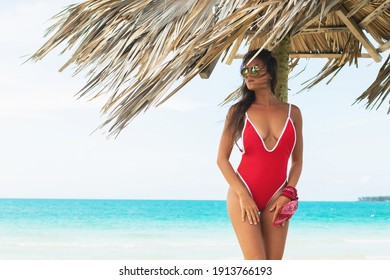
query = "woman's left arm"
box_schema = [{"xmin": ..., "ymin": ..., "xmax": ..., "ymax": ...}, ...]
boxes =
[
  {"xmin": 270, "ymin": 105, "xmax": 303, "ymax": 224},
  {"xmin": 287, "ymin": 105, "xmax": 303, "ymax": 188}
]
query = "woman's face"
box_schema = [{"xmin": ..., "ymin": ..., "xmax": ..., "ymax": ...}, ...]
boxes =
[{"xmin": 242, "ymin": 58, "xmax": 271, "ymax": 91}]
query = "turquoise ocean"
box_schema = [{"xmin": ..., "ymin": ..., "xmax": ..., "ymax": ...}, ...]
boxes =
[{"xmin": 0, "ymin": 199, "xmax": 389, "ymax": 260}]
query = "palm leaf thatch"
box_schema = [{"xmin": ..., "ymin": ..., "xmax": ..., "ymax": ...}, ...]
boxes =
[
  {"xmin": 354, "ymin": 53, "xmax": 390, "ymax": 112},
  {"xmin": 30, "ymin": 0, "xmax": 390, "ymax": 135}
]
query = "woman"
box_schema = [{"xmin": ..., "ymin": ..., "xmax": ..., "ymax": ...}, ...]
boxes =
[{"xmin": 217, "ymin": 49, "xmax": 303, "ymax": 260}]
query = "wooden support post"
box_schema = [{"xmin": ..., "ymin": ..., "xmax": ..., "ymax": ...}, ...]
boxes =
[
  {"xmin": 336, "ymin": 6, "xmax": 382, "ymax": 62},
  {"xmin": 360, "ymin": 0, "xmax": 390, "ymax": 27},
  {"xmin": 378, "ymin": 41, "xmax": 390, "ymax": 53}
]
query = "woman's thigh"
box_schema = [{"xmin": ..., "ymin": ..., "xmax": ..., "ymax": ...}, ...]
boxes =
[
  {"xmin": 226, "ymin": 188, "xmax": 266, "ymax": 260},
  {"xmin": 260, "ymin": 191, "xmax": 289, "ymax": 260}
]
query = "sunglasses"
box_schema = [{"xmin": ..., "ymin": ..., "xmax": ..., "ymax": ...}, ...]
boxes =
[{"xmin": 240, "ymin": 65, "xmax": 262, "ymax": 78}]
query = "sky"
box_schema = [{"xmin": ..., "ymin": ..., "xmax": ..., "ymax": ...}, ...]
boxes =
[{"xmin": 0, "ymin": 0, "xmax": 389, "ymax": 201}]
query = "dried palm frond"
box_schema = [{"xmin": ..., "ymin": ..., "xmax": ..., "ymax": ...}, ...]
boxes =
[
  {"xmin": 30, "ymin": 0, "xmax": 390, "ymax": 135},
  {"xmin": 31, "ymin": 0, "xmax": 253, "ymax": 135},
  {"xmin": 354, "ymin": 53, "xmax": 390, "ymax": 113}
]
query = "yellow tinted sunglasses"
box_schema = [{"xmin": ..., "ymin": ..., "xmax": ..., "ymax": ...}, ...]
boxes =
[{"xmin": 240, "ymin": 65, "xmax": 260, "ymax": 78}]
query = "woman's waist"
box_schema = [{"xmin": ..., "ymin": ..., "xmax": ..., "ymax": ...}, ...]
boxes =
[
  {"xmin": 237, "ymin": 158, "xmax": 288, "ymax": 174},
  {"xmin": 239, "ymin": 153, "xmax": 290, "ymax": 165}
]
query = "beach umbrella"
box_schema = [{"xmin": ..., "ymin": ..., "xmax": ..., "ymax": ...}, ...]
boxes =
[{"xmin": 30, "ymin": 0, "xmax": 390, "ymax": 136}]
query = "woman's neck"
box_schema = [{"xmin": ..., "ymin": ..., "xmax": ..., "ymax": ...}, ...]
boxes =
[{"xmin": 253, "ymin": 88, "xmax": 277, "ymax": 106}]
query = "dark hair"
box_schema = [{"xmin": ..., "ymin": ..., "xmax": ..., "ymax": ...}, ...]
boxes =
[{"xmin": 226, "ymin": 49, "xmax": 278, "ymax": 143}]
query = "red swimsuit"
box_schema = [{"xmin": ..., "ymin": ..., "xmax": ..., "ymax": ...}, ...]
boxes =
[{"xmin": 237, "ymin": 104, "xmax": 296, "ymax": 212}]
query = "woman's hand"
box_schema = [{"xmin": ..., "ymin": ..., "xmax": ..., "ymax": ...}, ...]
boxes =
[
  {"xmin": 238, "ymin": 193, "xmax": 260, "ymax": 225},
  {"xmin": 269, "ymin": 195, "xmax": 291, "ymax": 226}
]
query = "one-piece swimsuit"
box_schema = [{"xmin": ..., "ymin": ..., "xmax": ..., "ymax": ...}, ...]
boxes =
[{"xmin": 237, "ymin": 103, "xmax": 296, "ymax": 212}]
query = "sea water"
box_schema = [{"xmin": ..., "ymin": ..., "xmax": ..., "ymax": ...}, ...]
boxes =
[{"xmin": 0, "ymin": 199, "xmax": 389, "ymax": 259}]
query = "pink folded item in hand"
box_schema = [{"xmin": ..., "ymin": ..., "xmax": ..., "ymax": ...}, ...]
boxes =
[{"xmin": 273, "ymin": 200, "xmax": 298, "ymax": 226}]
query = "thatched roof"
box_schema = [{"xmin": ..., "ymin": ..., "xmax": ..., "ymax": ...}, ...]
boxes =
[{"xmin": 30, "ymin": 0, "xmax": 390, "ymax": 135}]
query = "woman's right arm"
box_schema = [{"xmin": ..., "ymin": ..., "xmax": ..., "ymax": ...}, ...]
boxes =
[{"xmin": 216, "ymin": 108, "xmax": 260, "ymax": 225}]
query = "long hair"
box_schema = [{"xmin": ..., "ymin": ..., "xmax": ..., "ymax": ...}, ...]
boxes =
[{"xmin": 226, "ymin": 49, "xmax": 278, "ymax": 143}]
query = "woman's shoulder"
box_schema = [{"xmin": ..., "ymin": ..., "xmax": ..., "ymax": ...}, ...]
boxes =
[
  {"xmin": 225, "ymin": 103, "xmax": 240, "ymax": 120},
  {"xmin": 227, "ymin": 103, "xmax": 237, "ymax": 115},
  {"xmin": 288, "ymin": 103, "xmax": 303, "ymax": 123},
  {"xmin": 289, "ymin": 103, "xmax": 301, "ymax": 113}
]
